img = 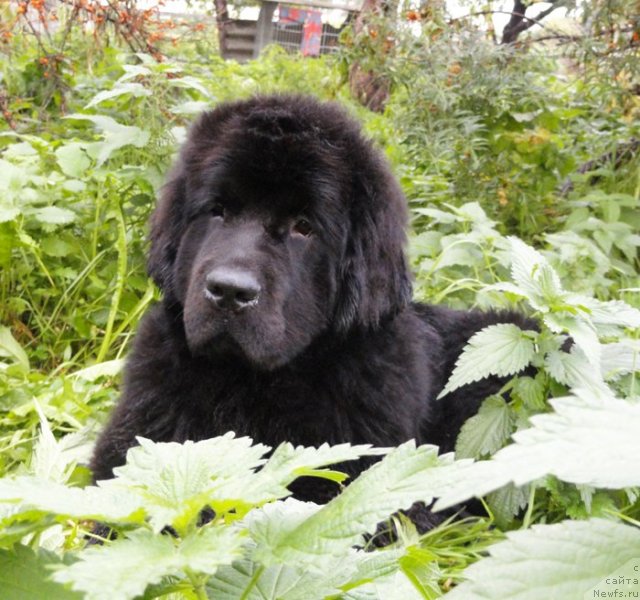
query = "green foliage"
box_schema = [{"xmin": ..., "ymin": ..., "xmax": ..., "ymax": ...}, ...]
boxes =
[{"xmin": 0, "ymin": 435, "xmax": 480, "ymax": 599}]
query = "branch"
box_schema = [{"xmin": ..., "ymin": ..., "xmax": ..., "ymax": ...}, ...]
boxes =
[{"xmin": 501, "ymin": 0, "xmax": 563, "ymax": 44}]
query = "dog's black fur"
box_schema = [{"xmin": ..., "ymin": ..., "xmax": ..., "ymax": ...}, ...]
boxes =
[{"xmin": 91, "ymin": 95, "xmax": 532, "ymax": 524}]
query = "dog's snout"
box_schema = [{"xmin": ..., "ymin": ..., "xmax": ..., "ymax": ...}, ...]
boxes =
[{"xmin": 205, "ymin": 268, "xmax": 260, "ymax": 311}]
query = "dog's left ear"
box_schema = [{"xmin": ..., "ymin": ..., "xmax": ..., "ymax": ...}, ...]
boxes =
[{"xmin": 333, "ymin": 146, "xmax": 413, "ymax": 332}]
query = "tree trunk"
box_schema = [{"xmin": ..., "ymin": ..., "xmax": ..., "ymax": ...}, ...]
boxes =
[{"xmin": 214, "ymin": 0, "xmax": 229, "ymax": 55}]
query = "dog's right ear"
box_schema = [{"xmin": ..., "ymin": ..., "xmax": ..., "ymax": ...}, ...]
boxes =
[{"xmin": 147, "ymin": 167, "xmax": 186, "ymax": 293}]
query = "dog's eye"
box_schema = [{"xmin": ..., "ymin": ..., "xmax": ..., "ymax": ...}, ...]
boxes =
[
  {"xmin": 210, "ymin": 203, "xmax": 225, "ymax": 219},
  {"xmin": 292, "ymin": 218, "xmax": 313, "ymax": 237}
]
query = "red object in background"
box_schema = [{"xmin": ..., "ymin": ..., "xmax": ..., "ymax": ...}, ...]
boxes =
[{"xmin": 301, "ymin": 10, "xmax": 322, "ymax": 56}]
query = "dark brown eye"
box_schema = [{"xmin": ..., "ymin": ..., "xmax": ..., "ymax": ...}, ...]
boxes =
[
  {"xmin": 292, "ymin": 218, "xmax": 313, "ymax": 237},
  {"xmin": 211, "ymin": 203, "xmax": 224, "ymax": 219}
]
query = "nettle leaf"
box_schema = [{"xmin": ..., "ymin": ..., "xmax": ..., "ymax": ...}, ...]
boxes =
[
  {"xmin": 486, "ymin": 483, "xmax": 530, "ymax": 528},
  {"xmin": 0, "ymin": 476, "xmax": 143, "ymax": 523},
  {"xmin": 435, "ymin": 388, "xmax": 640, "ymax": 511},
  {"xmin": 84, "ymin": 82, "xmax": 151, "ymax": 108},
  {"xmin": 455, "ymin": 396, "xmax": 514, "ymax": 459},
  {"xmin": 30, "ymin": 206, "xmax": 76, "ymax": 226},
  {"xmin": 53, "ymin": 526, "xmax": 245, "ymax": 600},
  {"xmin": 208, "ymin": 554, "xmax": 354, "ymax": 600},
  {"xmin": 64, "ymin": 114, "xmax": 150, "ymax": 166},
  {"xmin": 544, "ymin": 347, "xmax": 609, "ymax": 394},
  {"xmin": 250, "ymin": 442, "xmax": 471, "ymax": 567},
  {"xmin": 510, "ymin": 376, "xmax": 546, "ymax": 410},
  {"xmin": 54, "ymin": 142, "xmax": 91, "ymax": 178},
  {"xmin": 31, "ymin": 403, "xmax": 93, "ymax": 482},
  {"xmin": 601, "ymin": 340, "xmax": 640, "ymax": 379},
  {"xmin": 103, "ymin": 436, "xmax": 384, "ymax": 533},
  {"xmin": 439, "ymin": 324, "xmax": 537, "ymax": 398},
  {"xmin": 446, "ymin": 519, "xmax": 640, "ymax": 600},
  {"xmin": 543, "ymin": 312, "xmax": 601, "ymax": 367},
  {"xmin": 104, "ymin": 434, "xmax": 270, "ymax": 532},
  {"xmin": 570, "ymin": 296, "xmax": 640, "ymax": 329},
  {"xmin": 507, "ymin": 236, "xmax": 565, "ymax": 310},
  {"xmin": 0, "ymin": 544, "xmax": 82, "ymax": 600}
]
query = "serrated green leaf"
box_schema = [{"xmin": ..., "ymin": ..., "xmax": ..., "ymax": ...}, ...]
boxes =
[
  {"xmin": 250, "ymin": 443, "xmax": 471, "ymax": 567},
  {"xmin": 208, "ymin": 556, "xmax": 349, "ymax": 600},
  {"xmin": 31, "ymin": 403, "xmax": 93, "ymax": 482},
  {"xmin": 486, "ymin": 484, "xmax": 530, "ymax": 528},
  {"xmin": 439, "ymin": 324, "xmax": 537, "ymax": 398},
  {"xmin": 507, "ymin": 236, "xmax": 564, "ymax": 309},
  {"xmin": 544, "ymin": 313, "xmax": 601, "ymax": 367},
  {"xmin": 601, "ymin": 340, "xmax": 640, "ymax": 379},
  {"xmin": 455, "ymin": 396, "xmax": 514, "ymax": 459},
  {"xmin": 544, "ymin": 347, "xmax": 609, "ymax": 393},
  {"xmin": 103, "ymin": 436, "xmax": 384, "ymax": 533},
  {"xmin": 511, "ymin": 376, "xmax": 546, "ymax": 410},
  {"xmin": 105, "ymin": 434, "xmax": 270, "ymax": 533},
  {"xmin": 0, "ymin": 544, "xmax": 82, "ymax": 600},
  {"xmin": 64, "ymin": 114, "xmax": 150, "ymax": 166},
  {"xmin": 572, "ymin": 297, "xmax": 640, "ymax": 329},
  {"xmin": 53, "ymin": 526, "xmax": 245, "ymax": 600},
  {"xmin": 435, "ymin": 388, "xmax": 640, "ymax": 511},
  {"xmin": 446, "ymin": 519, "xmax": 640, "ymax": 600},
  {"xmin": 0, "ymin": 476, "xmax": 144, "ymax": 523}
]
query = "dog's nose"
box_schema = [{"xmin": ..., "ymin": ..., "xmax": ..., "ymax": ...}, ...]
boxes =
[{"xmin": 205, "ymin": 269, "xmax": 260, "ymax": 311}]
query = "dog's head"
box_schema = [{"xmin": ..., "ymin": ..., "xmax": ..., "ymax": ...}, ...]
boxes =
[{"xmin": 148, "ymin": 95, "xmax": 411, "ymax": 369}]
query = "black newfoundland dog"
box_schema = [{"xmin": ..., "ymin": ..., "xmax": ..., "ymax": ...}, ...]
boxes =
[{"xmin": 91, "ymin": 95, "xmax": 530, "ymax": 522}]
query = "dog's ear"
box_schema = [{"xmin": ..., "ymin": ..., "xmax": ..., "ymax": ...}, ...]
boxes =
[
  {"xmin": 147, "ymin": 168, "xmax": 186, "ymax": 293},
  {"xmin": 334, "ymin": 148, "xmax": 413, "ymax": 331}
]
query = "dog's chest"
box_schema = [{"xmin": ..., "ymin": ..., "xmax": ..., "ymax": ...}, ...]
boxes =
[{"xmin": 175, "ymin": 352, "xmax": 428, "ymax": 450}]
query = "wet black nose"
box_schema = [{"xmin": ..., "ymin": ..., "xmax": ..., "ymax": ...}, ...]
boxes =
[{"xmin": 205, "ymin": 269, "xmax": 260, "ymax": 311}]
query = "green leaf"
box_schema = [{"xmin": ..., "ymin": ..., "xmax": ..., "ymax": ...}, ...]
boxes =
[
  {"xmin": 250, "ymin": 443, "xmax": 470, "ymax": 567},
  {"xmin": 601, "ymin": 340, "xmax": 640, "ymax": 379},
  {"xmin": 511, "ymin": 376, "xmax": 546, "ymax": 410},
  {"xmin": 31, "ymin": 403, "xmax": 93, "ymax": 482},
  {"xmin": 208, "ymin": 556, "xmax": 349, "ymax": 600},
  {"xmin": 544, "ymin": 312, "xmax": 601, "ymax": 367},
  {"xmin": 54, "ymin": 142, "xmax": 91, "ymax": 178},
  {"xmin": 64, "ymin": 115, "xmax": 150, "ymax": 166},
  {"xmin": 31, "ymin": 206, "xmax": 76, "ymax": 225},
  {"xmin": 0, "ymin": 476, "xmax": 144, "ymax": 523},
  {"xmin": 435, "ymin": 388, "xmax": 640, "ymax": 511},
  {"xmin": 84, "ymin": 83, "xmax": 151, "ymax": 108},
  {"xmin": 455, "ymin": 396, "xmax": 514, "ymax": 459},
  {"xmin": 105, "ymin": 434, "xmax": 270, "ymax": 533},
  {"xmin": 446, "ymin": 519, "xmax": 640, "ymax": 599},
  {"xmin": 104, "ymin": 436, "xmax": 384, "ymax": 533},
  {"xmin": 506, "ymin": 236, "xmax": 565, "ymax": 311},
  {"xmin": 486, "ymin": 484, "xmax": 530, "ymax": 528},
  {"xmin": 0, "ymin": 327, "xmax": 29, "ymax": 372},
  {"xmin": 572, "ymin": 297, "xmax": 640, "ymax": 329},
  {"xmin": 439, "ymin": 324, "xmax": 537, "ymax": 398},
  {"xmin": 53, "ymin": 527, "xmax": 245, "ymax": 600},
  {"xmin": 0, "ymin": 545, "xmax": 82, "ymax": 600},
  {"xmin": 544, "ymin": 347, "xmax": 608, "ymax": 393},
  {"xmin": 72, "ymin": 359, "xmax": 124, "ymax": 381}
]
